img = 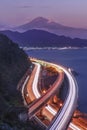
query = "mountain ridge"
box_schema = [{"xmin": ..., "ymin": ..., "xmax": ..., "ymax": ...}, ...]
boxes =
[
  {"xmin": 16, "ymin": 17, "xmax": 64, "ymax": 29},
  {"xmin": 14, "ymin": 17, "xmax": 87, "ymax": 39},
  {"xmin": 1, "ymin": 29, "xmax": 87, "ymax": 48}
]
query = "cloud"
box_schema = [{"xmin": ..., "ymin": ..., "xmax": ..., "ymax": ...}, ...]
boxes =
[
  {"xmin": 19, "ymin": 5, "xmax": 32, "ymax": 8},
  {"xmin": 19, "ymin": 5, "xmax": 50, "ymax": 9},
  {"xmin": 37, "ymin": 5, "xmax": 52, "ymax": 9},
  {"xmin": 40, "ymin": 5, "xmax": 50, "ymax": 8}
]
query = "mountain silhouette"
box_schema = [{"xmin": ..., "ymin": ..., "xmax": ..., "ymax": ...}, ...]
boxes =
[
  {"xmin": 1, "ymin": 29, "xmax": 87, "ymax": 47},
  {"xmin": 14, "ymin": 17, "xmax": 87, "ymax": 39}
]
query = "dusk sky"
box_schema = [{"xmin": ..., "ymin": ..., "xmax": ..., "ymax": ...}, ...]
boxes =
[{"xmin": 0, "ymin": 0, "xmax": 87, "ymax": 28}]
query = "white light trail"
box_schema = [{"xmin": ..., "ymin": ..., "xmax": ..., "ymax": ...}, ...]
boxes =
[
  {"xmin": 45, "ymin": 105, "xmax": 57, "ymax": 116},
  {"xmin": 22, "ymin": 75, "xmax": 30, "ymax": 105},
  {"xmin": 32, "ymin": 62, "xmax": 41, "ymax": 98},
  {"xmin": 70, "ymin": 123, "xmax": 81, "ymax": 130},
  {"xmin": 31, "ymin": 60, "xmax": 78, "ymax": 130},
  {"xmin": 47, "ymin": 62, "xmax": 78, "ymax": 130}
]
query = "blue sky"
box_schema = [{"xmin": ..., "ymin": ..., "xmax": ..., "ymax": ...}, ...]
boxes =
[{"xmin": 0, "ymin": 0, "xmax": 87, "ymax": 28}]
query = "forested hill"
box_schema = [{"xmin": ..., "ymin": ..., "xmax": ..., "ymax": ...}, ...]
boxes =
[
  {"xmin": 0, "ymin": 33, "xmax": 31, "ymax": 94},
  {"xmin": 0, "ymin": 34, "xmax": 32, "ymax": 115},
  {"xmin": 1, "ymin": 29, "xmax": 87, "ymax": 47}
]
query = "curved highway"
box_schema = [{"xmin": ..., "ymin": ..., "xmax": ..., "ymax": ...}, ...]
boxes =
[
  {"xmin": 21, "ymin": 75, "xmax": 30, "ymax": 105},
  {"xmin": 45, "ymin": 104, "xmax": 81, "ymax": 130},
  {"xmin": 28, "ymin": 62, "xmax": 64, "ymax": 118},
  {"xmin": 46, "ymin": 62, "xmax": 78, "ymax": 130},
  {"xmin": 32, "ymin": 62, "xmax": 41, "ymax": 98},
  {"xmin": 22, "ymin": 59, "xmax": 78, "ymax": 130},
  {"xmin": 44, "ymin": 100, "xmax": 80, "ymax": 130},
  {"xmin": 22, "ymin": 62, "xmax": 41, "ymax": 106},
  {"xmin": 31, "ymin": 63, "xmax": 58, "ymax": 116},
  {"xmin": 30, "ymin": 60, "xmax": 78, "ymax": 130}
]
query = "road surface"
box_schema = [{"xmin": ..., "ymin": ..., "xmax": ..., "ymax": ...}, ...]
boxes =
[
  {"xmin": 46, "ymin": 62, "xmax": 78, "ymax": 130},
  {"xmin": 22, "ymin": 58, "xmax": 78, "ymax": 130}
]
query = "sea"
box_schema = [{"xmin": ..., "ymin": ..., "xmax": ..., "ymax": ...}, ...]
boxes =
[{"xmin": 25, "ymin": 47, "xmax": 87, "ymax": 113}]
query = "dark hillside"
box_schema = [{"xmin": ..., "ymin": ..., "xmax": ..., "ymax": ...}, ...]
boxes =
[
  {"xmin": 0, "ymin": 34, "xmax": 31, "ymax": 97},
  {"xmin": 0, "ymin": 34, "xmax": 33, "ymax": 130}
]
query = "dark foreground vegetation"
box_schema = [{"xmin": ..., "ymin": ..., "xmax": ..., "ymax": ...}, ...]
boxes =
[{"xmin": 0, "ymin": 34, "xmax": 39, "ymax": 130}]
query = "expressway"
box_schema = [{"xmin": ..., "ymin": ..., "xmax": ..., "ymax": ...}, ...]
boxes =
[
  {"xmin": 28, "ymin": 63, "xmax": 64, "ymax": 118},
  {"xmin": 21, "ymin": 62, "xmax": 41, "ymax": 106},
  {"xmin": 30, "ymin": 60, "xmax": 79, "ymax": 130},
  {"xmin": 30, "ymin": 63, "xmax": 60, "ymax": 116},
  {"xmin": 46, "ymin": 62, "xmax": 78, "ymax": 130},
  {"xmin": 32, "ymin": 62, "xmax": 41, "ymax": 98},
  {"xmin": 30, "ymin": 59, "xmax": 78, "ymax": 130},
  {"xmin": 22, "ymin": 58, "xmax": 78, "ymax": 130},
  {"xmin": 21, "ymin": 75, "xmax": 30, "ymax": 106},
  {"xmin": 43, "ymin": 100, "xmax": 80, "ymax": 130}
]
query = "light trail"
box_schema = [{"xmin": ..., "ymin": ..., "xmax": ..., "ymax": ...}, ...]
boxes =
[
  {"xmin": 28, "ymin": 62, "xmax": 64, "ymax": 118},
  {"xmin": 70, "ymin": 123, "xmax": 81, "ymax": 130},
  {"xmin": 32, "ymin": 62, "xmax": 61, "ymax": 115},
  {"xmin": 45, "ymin": 104, "xmax": 81, "ymax": 130},
  {"xmin": 45, "ymin": 105, "xmax": 57, "ymax": 116},
  {"xmin": 32, "ymin": 59, "xmax": 78, "ymax": 130},
  {"xmin": 25, "ymin": 59, "xmax": 78, "ymax": 130},
  {"xmin": 21, "ymin": 62, "xmax": 41, "ymax": 106},
  {"xmin": 46, "ymin": 62, "xmax": 78, "ymax": 130},
  {"xmin": 31, "ymin": 62, "xmax": 63, "ymax": 119},
  {"xmin": 32, "ymin": 62, "xmax": 41, "ymax": 98},
  {"xmin": 21, "ymin": 75, "xmax": 30, "ymax": 105}
]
